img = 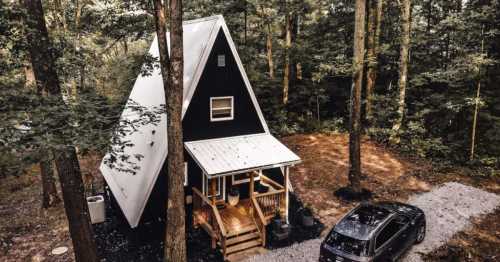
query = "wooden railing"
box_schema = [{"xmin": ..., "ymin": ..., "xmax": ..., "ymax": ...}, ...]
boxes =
[
  {"xmin": 192, "ymin": 187, "xmax": 227, "ymax": 251},
  {"xmin": 250, "ymin": 197, "xmax": 267, "ymax": 246},
  {"xmin": 254, "ymin": 189, "xmax": 286, "ymax": 221}
]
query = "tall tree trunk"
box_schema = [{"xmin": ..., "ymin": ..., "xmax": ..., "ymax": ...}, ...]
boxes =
[
  {"xmin": 390, "ymin": 0, "xmax": 411, "ymax": 144},
  {"xmin": 259, "ymin": 4, "xmax": 275, "ymax": 79},
  {"xmin": 53, "ymin": 0, "xmax": 67, "ymax": 32},
  {"xmin": 290, "ymin": 13, "xmax": 299, "ymax": 82},
  {"xmin": 365, "ymin": 0, "xmax": 384, "ymax": 124},
  {"xmin": 40, "ymin": 157, "xmax": 61, "ymax": 208},
  {"xmin": 22, "ymin": 1, "xmax": 98, "ymax": 261},
  {"xmin": 266, "ymin": 23, "xmax": 275, "ymax": 79},
  {"xmin": 24, "ymin": 58, "xmax": 61, "ymax": 208},
  {"xmin": 283, "ymin": 1, "xmax": 291, "ymax": 105},
  {"xmin": 153, "ymin": 0, "xmax": 170, "ymax": 79},
  {"xmin": 24, "ymin": 61, "xmax": 36, "ymax": 88},
  {"xmin": 244, "ymin": 0, "xmax": 248, "ymax": 46},
  {"xmin": 470, "ymin": 26, "xmax": 485, "ymax": 161},
  {"xmin": 166, "ymin": 0, "xmax": 186, "ymax": 260},
  {"xmin": 152, "ymin": 0, "xmax": 186, "ymax": 261},
  {"xmin": 348, "ymin": 0, "xmax": 367, "ymax": 193},
  {"xmin": 71, "ymin": 0, "xmax": 86, "ymax": 100},
  {"xmin": 426, "ymin": 0, "xmax": 432, "ymax": 57}
]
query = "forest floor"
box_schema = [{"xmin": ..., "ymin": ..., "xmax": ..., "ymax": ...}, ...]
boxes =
[
  {"xmin": 0, "ymin": 169, "xmax": 73, "ymax": 262},
  {"xmin": 281, "ymin": 133, "xmax": 500, "ymax": 227},
  {"xmin": 0, "ymin": 132, "xmax": 499, "ymax": 261}
]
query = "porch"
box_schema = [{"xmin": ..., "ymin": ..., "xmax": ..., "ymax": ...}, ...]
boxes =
[
  {"xmin": 185, "ymin": 134, "xmax": 300, "ymax": 259},
  {"xmin": 191, "ymin": 170, "xmax": 290, "ymax": 259}
]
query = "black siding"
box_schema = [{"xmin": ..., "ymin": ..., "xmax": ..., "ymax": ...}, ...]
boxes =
[{"xmin": 182, "ymin": 29, "xmax": 266, "ymax": 142}]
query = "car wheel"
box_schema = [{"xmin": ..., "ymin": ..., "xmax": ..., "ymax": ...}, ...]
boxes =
[{"xmin": 415, "ymin": 221, "xmax": 426, "ymax": 244}]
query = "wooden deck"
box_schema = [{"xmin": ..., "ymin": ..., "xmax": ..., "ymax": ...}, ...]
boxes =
[{"xmin": 219, "ymin": 199, "xmax": 255, "ymax": 235}]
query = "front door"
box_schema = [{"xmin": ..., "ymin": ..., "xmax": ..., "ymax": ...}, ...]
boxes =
[{"xmin": 203, "ymin": 174, "xmax": 225, "ymax": 202}]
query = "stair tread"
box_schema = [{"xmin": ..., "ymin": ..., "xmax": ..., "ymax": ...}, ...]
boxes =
[
  {"xmin": 226, "ymin": 232, "xmax": 260, "ymax": 246},
  {"xmin": 227, "ymin": 225, "xmax": 258, "ymax": 237},
  {"xmin": 226, "ymin": 239, "xmax": 262, "ymax": 254}
]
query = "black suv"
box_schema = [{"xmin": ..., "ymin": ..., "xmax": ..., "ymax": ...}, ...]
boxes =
[{"xmin": 319, "ymin": 202, "xmax": 426, "ymax": 262}]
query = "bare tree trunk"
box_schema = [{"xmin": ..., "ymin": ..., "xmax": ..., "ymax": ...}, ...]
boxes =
[
  {"xmin": 283, "ymin": 2, "xmax": 291, "ymax": 105},
  {"xmin": 40, "ymin": 159, "xmax": 61, "ymax": 208},
  {"xmin": 259, "ymin": 4, "xmax": 275, "ymax": 79},
  {"xmin": 290, "ymin": 13, "xmax": 299, "ymax": 82},
  {"xmin": 244, "ymin": 0, "xmax": 248, "ymax": 46},
  {"xmin": 53, "ymin": 0, "xmax": 67, "ymax": 32},
  {"xmin": 24, "ymin": 58, "xmax": 61, "ymax": 208},
  {"xmin": 22, "ymin": 1, "xmax": 98, "ymax": 261},
  {"xmin": 153, "ymin": 0, "xmax": 170, "ymax": 79},
  {"xmin": 365, "ymin": 0, "xmax": 384, "ymax": 124},
  {"xmin": 53, "ymin": 149, "xmax": 98, "ymax": 262},
  {"xmin": 266, "ymin": 23, "xmax": 275, "ymax": 79},
  {"xmin": 71, "ymin": 0, "xmax": 87, "ymax": 100},
  {"xmin": 470, "ymin": 26, "xmax": 485, "ymax": 161},
  {"xmin": 390, "ymin": 0, "xmax": 411, "ymax": 144},
  {"xmin": 24, "ymin": 61, "xmax": 36, "ymax": 88},
  {"xmin": 166, "ymin": 0, "xmax": 186, "ymax": 260},
  {"xmin": 152, "ymin": 0, "xmax": 186, "ymax": 261},
  {"xmin": 348, "ymin": 0, "xmax": 367, "ymax": 193}
]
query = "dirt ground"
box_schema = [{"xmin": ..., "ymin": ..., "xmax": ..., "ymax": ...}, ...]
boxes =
[
  {"xmin": 282, "ymin": 133, "xmax": 500, "ymax": 227},
  {"xmin": 0, "ymin": 156, "xmax": 102, "ymax": 262},
  {"xmin": 283, "ymin": 133, "xmax": 431, "ymax": 227},
  {"xmin": 1, "ymin": 133, "xmax": 498, "ymax": 261},
  {"xmin": 0, "ymin": 169, "xmax": 73, "ymax": 262}
]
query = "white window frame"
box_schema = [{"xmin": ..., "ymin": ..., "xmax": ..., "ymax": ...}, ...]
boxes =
[
  {"xmin": 202, "ymin": 174, "xmax": 223, "ymax": 199},
  {"xmin": 210, "ymin": 96, "xmax": 234, "ymax": 122},
  {"xmin": 232, "ymin": 171, "xmax": 261, "ymax": 185},
  {"xmin": 184, "ymin": 162, "xmax": 188, "ymax": 186},
  {"xmin": 217, "ymin": 54, "xmax": 226, "ymax": 67}
]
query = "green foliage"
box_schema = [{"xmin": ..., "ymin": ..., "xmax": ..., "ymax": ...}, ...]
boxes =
[{"xmin": 1, "ymin": 0, "xmax": 499, "ymax": 177}]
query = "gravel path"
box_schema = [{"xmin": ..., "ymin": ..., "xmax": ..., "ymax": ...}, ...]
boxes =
[
  {"xmin": 403, "ymin": 182, "xmax": 500, "ymax": 261},
  {"xmin": 244, "ymin": 182, "xmax": 500, "ymax": 262}
]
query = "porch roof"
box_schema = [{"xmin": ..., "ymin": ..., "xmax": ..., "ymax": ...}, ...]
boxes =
[{"xmin": 184, "ymin": 133, "xmax": 301, "ymax": 178}]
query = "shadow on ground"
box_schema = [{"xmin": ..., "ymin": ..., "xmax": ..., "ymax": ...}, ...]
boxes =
[{"xmin": 94, "ymin": 192, "xmax": 323, "ymax": 261}]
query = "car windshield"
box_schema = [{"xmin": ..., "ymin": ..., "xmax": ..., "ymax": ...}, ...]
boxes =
[{"xmin": 326, "ymin": 231, "xmax": 369, "ymax": 257}]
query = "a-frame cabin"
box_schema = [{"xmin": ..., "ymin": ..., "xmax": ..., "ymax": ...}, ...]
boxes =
[{"xmin": 100, "ymin": 15, "xmax": 301, "ymax": 259}]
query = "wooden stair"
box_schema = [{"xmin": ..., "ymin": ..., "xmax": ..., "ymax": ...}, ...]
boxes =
[{"xmin": 222, "ymin": 224, "xmax": 263, "ymax": 260}]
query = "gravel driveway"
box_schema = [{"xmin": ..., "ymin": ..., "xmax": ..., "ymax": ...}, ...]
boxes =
[{"xmin": 244, "ymin": 182, "xmax": 500, "ymax": 262}]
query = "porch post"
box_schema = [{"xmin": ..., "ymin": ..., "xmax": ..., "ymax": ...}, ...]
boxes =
[
  {"xmin": 284, "ymin": 166, "xmax": 289, "ymax": 223},
  {"xmin": 210, "ymin": 177, "xmax": 216, "ymax": 249},
  {"xmin": 210, "ymin": 178, "xmax": 216, "ymax": 205},
  {"xmin": 249, "ymin": 172, "xmax": 255, "ymax": 197}
]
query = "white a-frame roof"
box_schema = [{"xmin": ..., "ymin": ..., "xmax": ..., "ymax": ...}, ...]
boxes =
[{"xmin": 99, "ymin": 15, "xmax": 268, "ymax": 228}]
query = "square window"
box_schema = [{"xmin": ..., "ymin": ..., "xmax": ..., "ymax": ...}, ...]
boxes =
[
  {"xmin": 210, "ymin": 96, "xmax": 234, "ymax": 121},
  {"xmin": 217, "ymin": 55, "xmax": 225, "ymax": 67},
  {"xmin": 232, "ymin": 171, "xmax": 261, "ymax": 185}
]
